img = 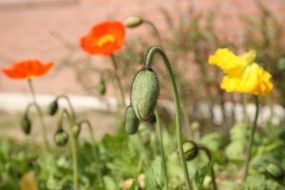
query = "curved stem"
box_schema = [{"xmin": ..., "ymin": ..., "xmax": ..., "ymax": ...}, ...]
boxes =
[
  {"xmin": 145, "ymin": 46, "xmax": 192, "ymax": 190},
  {"xmin": 55, "ymin": 95, "xmax": 76, "ymax": 121},
  {"xmin": 243, "ymin": 95, "xmax": 259, "ymax": 182},
  {"xmin": 27, "ymin": 78, "xmax": 36, "ymax": 102},
  {"xmin": 144, "ymin": 20, "xmax": 162, "ymax": 45},
  {"xmin": 79, "ymin": 120, "xmax": 105, "ymax": 189},
  {"xmin": 155, "ymin": 110, "xmax": 169, "ymax": 190},
  {"xmin": 110, "ymin": 54, "xmax": 126, "ymax": 108},
  {"xmin": 26, "ymin": 81, "xmax": 49, "ymax": 150},
  {"xmin": 198, "ymin": 145, "xmax": 218, "ymax": 190},
  {"xmin": 60, "ymin": 109, "xmax": 78, "ymax": 190}
]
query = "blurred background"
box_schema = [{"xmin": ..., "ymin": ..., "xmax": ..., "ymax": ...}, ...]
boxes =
[
  {"xmin": 1, "ymin": 2, "xmax": 285, "ymax": 189},
  {"xmin": 0, "ymin": 0, "xmax": 285, "ymax": 135},
  {"xmin": 0, "ymin": 0, "xmax": 284, "ymax": 94}
]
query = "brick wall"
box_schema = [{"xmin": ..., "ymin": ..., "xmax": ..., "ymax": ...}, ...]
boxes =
[{"xmin": 0, "ymin": 0, "xmax": 284, "ymax": 95}]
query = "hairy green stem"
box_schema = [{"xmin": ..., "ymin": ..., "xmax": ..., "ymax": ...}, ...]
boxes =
[
  {"xmin": 198, "ymin": 145, "xmax": 218, "ymax": 190},
  {"xmin": 110, "ymin": 54, "xmax": 126, "ymax": 108},
  {"xmin": 60, "ymin": 109, "xmax": 78, "ymax": 189},
  {"xmin": 243, "ymin": 95, "xmax": 259, "ymax": 181},
  {"xmin": 155, "ymin": 110, "xmax": 169, "ymax": 190},
  {"xmin": 79, "ymin": 120, "xmax": 105, "ymax": 189},
  {"xmin": 145, "ymin": 46, "xmax": 192, "ymax": 190},
  {"xmin": 26, "ymin": 79, "xmax": 49, "ymax": 150}
]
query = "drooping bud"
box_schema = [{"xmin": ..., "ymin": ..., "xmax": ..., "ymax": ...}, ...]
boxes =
[
  {"xmin": 124, "ymin": 16, "xmax": 144, "ymax": 28},
  {"xmin": 21, "ymin": 115, "xmax": 31, "ymax": 135},
  {"xmin": 97, "ymin": 79, "xmax": 106, "ymax": 95},
  {"xmin": 54, "ymin": 129, "xmax": 69, "ymax": 146},
  {"xmin": 72, "ymin": 123, "xmax": 81, "ymax": 138},
  {"xmin": 182, "ymin": 141, "xmax": 199, "ymax": 161},
  {"xmin": 131, "ymin": 68, "xmax": 159, "ymax": 121},
  {"xmin": 125, "ymin": 105, "xmax": 140, "ymax": 135},
  {"xmin": 266, "ymin": 163, "xmax": 284, "ymax": 180},
  {"xmin": 48, "ymin": 100, "xmax": 58, "ymax": 116}
]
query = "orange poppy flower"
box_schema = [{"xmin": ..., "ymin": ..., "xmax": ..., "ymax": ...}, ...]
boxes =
[
  {"xmin": 80, "ymin": 21, "xmax": 125, "ymax": 56},
  {"xmin": 2, "ymin": 59, "xmax": 53, "ymax": 79}
]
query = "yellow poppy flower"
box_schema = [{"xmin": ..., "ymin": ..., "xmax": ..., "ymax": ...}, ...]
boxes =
[
  {"xmin": 208, "ymin": 48, "xmax": 273, "ymax": 96},
  {"xmin": 208, "ymin": 48, "xmax": 256, "ymax": 76},
  {"xmin": 221, "ymin": 63, "xmax": 273, "ymax": 95}
]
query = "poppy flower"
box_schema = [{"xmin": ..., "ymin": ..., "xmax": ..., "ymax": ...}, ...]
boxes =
[
  {"xmin": 80, "ymin": 21, "xmax": 125, "ymax": 56},
  {"xmin": 208, "ymin": 48, "xmax": 273, "ymax": 96},
  {"xmin": 2, "ymin": 59, "xmax": 53, "ymax": 79}
]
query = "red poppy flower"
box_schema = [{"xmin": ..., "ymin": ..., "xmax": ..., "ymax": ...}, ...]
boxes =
[
  {"xmin": 2, "ymin": 59, "xmax": 53, "ymax": 79},
  {"xmin": 80, "ymin": 21, "xmax": 126, "ymax": 56}
]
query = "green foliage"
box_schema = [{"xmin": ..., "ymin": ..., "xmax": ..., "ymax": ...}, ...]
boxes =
[{"xmin": 226, "ymin": 122, "xmax": 248, "ymax": 160}]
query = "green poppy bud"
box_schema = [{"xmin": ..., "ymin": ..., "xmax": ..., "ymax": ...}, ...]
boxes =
[
  {"xmin": 266, "ymin": 163, "xmax": 284, "ymax": 180},
  {"xmin": 98, "ymin": 79, "xmax": 106, "ymax": 95},
  {"xmin": 125, "ymin": 105, "xmax": 140, "ymax": 135},
  {"xmin": 48, "ymin": 100, "xmax": 58, "ymax": 116},
  {"xmin": 182, "ymin": 141, "xmax": 199, "ymax": 161},
  {"xmin": 124, "ymin": 16, "xmax": 144, "ymax": 28},
  {"xmin": 72, "ymin": 123, "xmax": 81, "ymax": 138},
  {"xmin": 131, "ymin": 68, "xmax": 159, "ymax": 121},
  {"xmin": 21, "ymin": 115, "xmax": 31, "ymax": 135},
  {"xmin": 54, "ymin": 129, "xmax": 69, "ymax": 146}
]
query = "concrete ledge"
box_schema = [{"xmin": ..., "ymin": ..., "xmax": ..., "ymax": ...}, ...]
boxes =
[{"xmin": 0, "ymin": 92, "xmax": 284, "ymax": 125}]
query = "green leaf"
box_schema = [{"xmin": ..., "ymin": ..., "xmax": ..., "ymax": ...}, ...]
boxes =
[{"xmin": 225, "ymin": 122, "xmax": 247, "ymax": 160}]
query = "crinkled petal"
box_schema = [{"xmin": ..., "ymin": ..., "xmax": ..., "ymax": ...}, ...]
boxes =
[
  {"xmin": 208, "ymin": 48, "xmax": 256, "ymax": 76},
  {"xmin": 221, "ymin": 63, "xmax": 273, "ymax": 95}
]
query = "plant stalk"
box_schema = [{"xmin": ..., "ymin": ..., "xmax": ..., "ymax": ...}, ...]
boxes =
[
  {"xmin": 27, "ymin": 79, "xmax": 49, "ymax": 150},
  {"xmin": 243, "ymin": 95, "xmax": 259, "ymax": 181},
  {"xmin": 145, "ymin": 46, "xmax": 192, "ymax": 190},
  {"xmin": 61, "ymin": 109, "xmax": 79, "ymax": 189},
  {"xmin": 56, "ymin": 95, "xmax": 76, "ymax": 121},
  {"xmin": 144, "ymin": 20, "xmax": 162, "ymax": 45},
  {"xmin": 199, "ymin": 145, "xmax": 218, "ymax": 190},
  {"xmin": 110, "ymin": 54, "xmax": 126, "ymax": 108}
]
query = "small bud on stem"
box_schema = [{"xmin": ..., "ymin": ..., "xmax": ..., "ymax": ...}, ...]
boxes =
[
  {"xmin": 124, "ymin": 16, "xmax": 144, "ymax": 28},
  {"xmin": 125, "ymin": 105, "xmax": 140, "ymax": 135},
  {"xmin": 182, "ymin": 141, "xmax": 199, "ymax": 161},
  {"xmin": 48, "ymin": 100, "xmax": 59, "ymax": 116},
  {"xmin": 54, "ymin": 128, "xmax": 69, "ymax": 146},
  {"xmin": 21, "ymin": 114, "xmax": 32, "ymax": 135}
]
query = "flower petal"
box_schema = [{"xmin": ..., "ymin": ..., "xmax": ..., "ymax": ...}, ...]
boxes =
[
  {"xmin": 221, "ymin": 63, "xmax": 273, "ymax": 95},
  {"xmin": 2, "ymin": 60, "xmax": 53, "ymax": 79},
  {"xmin": 208, "ymin": 48, "xmax": 256, "ymax": 76},
  {"xmin": 80, "ymin": 21, "xmax": 125, "ymax": 56}
]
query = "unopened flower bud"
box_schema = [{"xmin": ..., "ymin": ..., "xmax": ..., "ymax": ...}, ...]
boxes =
[
  {"xmin": 266, "ymin": 163, "xmax": 284, "ymax": 180},
  {"xmin": 72, "ymin": 123, "xmax": 81, "ymax": 138},
  {"xmin": 125, "ymin": 105, "xmax": 140, "ymax": 135},
  {"xmin": 182, "ymin": 141, "xmax": 199, "ymax": 161},
  {"xmin": 21, "ymin": 115, "xmax": 31, "ymax": 135},
  {"xmin": 97, "ymin": 79, "xmax": 106, "ymax": 95},
  {"xmin": 131, "ymin": 68, "xmax": 159, "ymax": 121},
  {"xmin": 124, "ymin": 16, "xmax": 144, "ymax": 28},
  {"xmin": 48, "ymin": 100, "xmax": 58, "ymax": 116},
  {"xmin": 54, "ymin": 129, "xmax": 69, "ymax": 146}
]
